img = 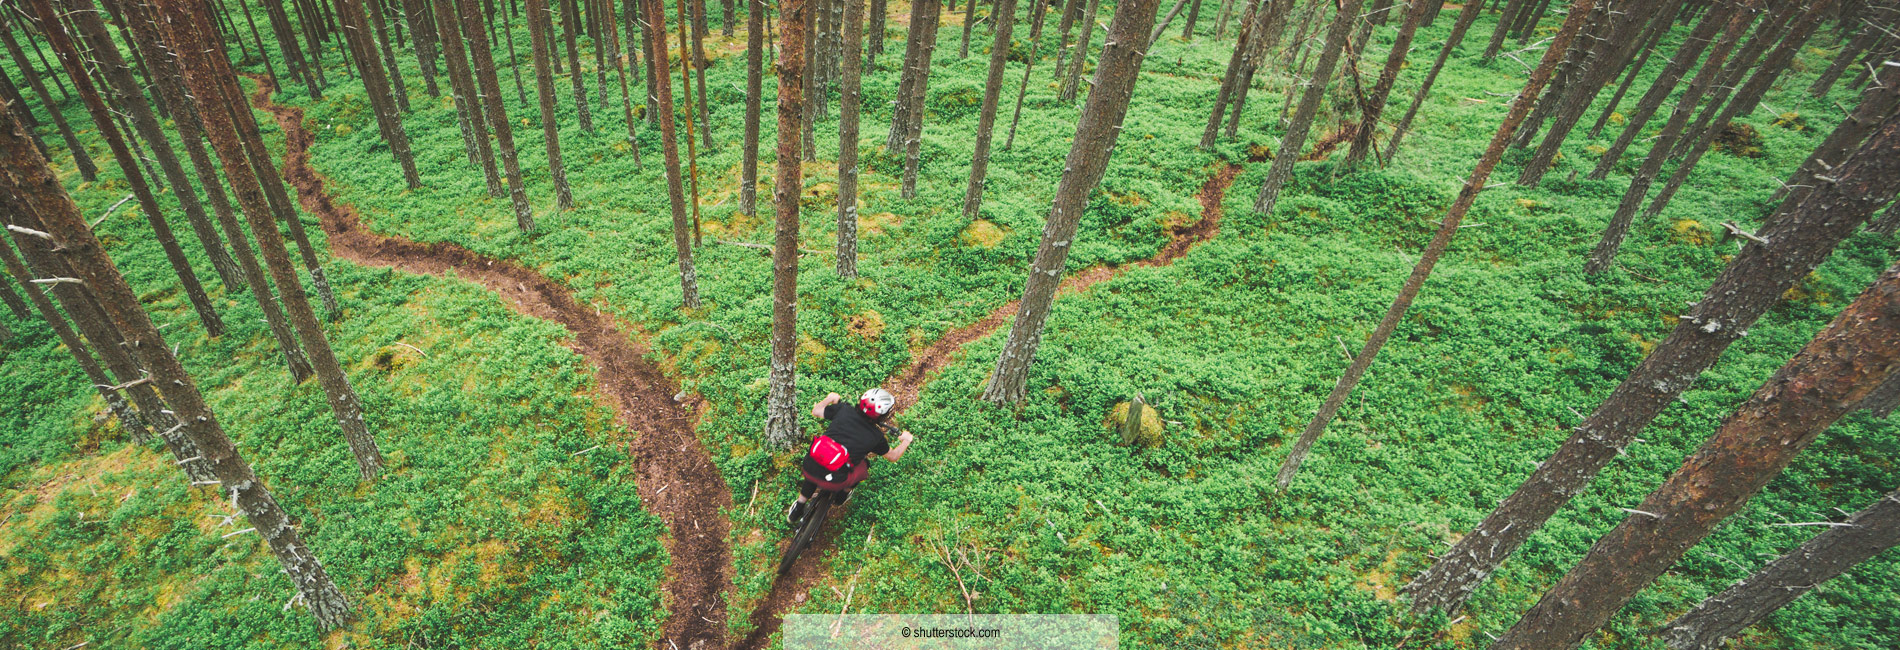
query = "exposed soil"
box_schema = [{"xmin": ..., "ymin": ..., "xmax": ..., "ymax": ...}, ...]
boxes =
[
  {"xmin": 735, "ymin": 162, "xmax": 1244, "ymax": 650},
  {"xmin": 244, "ymin": 75, "xmax": 732, "ymax": 650}
]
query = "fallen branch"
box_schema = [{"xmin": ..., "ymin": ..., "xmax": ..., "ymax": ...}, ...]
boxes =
[{"xmin": 89, "ymin": 193, "xmax": 136, "ymax": 230}]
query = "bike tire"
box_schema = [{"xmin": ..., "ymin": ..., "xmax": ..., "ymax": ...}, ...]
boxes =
[{"xmin": 778, "ymin": 491, "xmax": 831, "ymax": 575}]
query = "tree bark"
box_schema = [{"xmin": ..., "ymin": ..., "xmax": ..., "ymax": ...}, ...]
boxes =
[
  {"xmin": 1198, "ymin": 0, "xmax": 1257, "ymax": 149},
  {"xmin": 0, "ymin": 259, "xmax": 30, "ymax": 319},
  {"xmin": 338, "ymin": 0, "xmax": 425, "ymax": 187},
  {"xmin": 28, "ymin": 1, "xmax": 226, "ymax": 338},
  {"xmin": 1668, "ymin": 0, "xmax": 1798, "ymax": 160},
  {"xmin": 961, "ymin": 0, "xmax": 1018, "ymax": 219},
  {"xmin": 1253, "ymin": 0, "xmax": 1362, "ymax": 214},
  {"xmin": 1051, "ymin": 0, "xmax": 1081, "ymax": 75},
  {"xmin": 1809, "ymin": 12, "xmax": 1882, "ymax": 98},
  {"xmin": 1661, "ymin": 487, "xmax": 1900, "ymax": 650},
  {"xmin": 1344, "ymin": 0, "xmax": 1432, "ymax": 167},
  {"xmin": 401, "ymin": 0, "xmax": 441, "ymax": 97},
  {"xmin": 867, "ymin": 0, "xmax": 888, "ymax": 66},
  {"xmin": 675, "ymin": 0, "xmax": 705, "ymax": 241},
  {"xmin": 1482, "ymin": 0, "xmax": 1530, "ymax": 60},
  {"xmin": 690, "ymin": 0, "xmax": 714, "ymax": 145},
  {"xmin": 644, "ymin": 0, "xmax": 703, "ymax": 308},
  {"xmin": 1492, "ymin": 253, "xmax": 1900, "ymax": 650},
  {"xmin": 742, "ymin": 0, "xmax": 766, "ymax": 215},
  {"xmin": 1275, "ymin": 0, "xmax": 1597, "ymax": 490},
  {"xmin": 896, "ymin": 0, "xmax": 944, "ymax": 198},
  {"xmin": 1384, "ymin": 0, "xmax": 1483, "ymax": 163},
  {"xmin": 1516, "ymin": 0, "xmax": 1664, "ymax": 184},
  {"xmin": 1055, "ymin": 0, "xmax": 1099, "ymax": 102},
  {"xmin": 1584, "ymin": 2, "xmax": 1759, "ymax": 275},
  {"xmin": 1590, "ymin": 1, "xmax": 1738, "ymax": 178},
  {"xmin": 1587, "ymin": 5, "xmax": 1670, "ymax": 137},
  {"xmin": 1773, "ymin": 54, "xmax": 1900, "ymax": 208},
  {"xmin": 603, "ymin": 0, "xmax": 644, "ymax": 167},
  {"xmin": 563, "ymin": 0, "xmax": 596, "ymax": 131},
  {"xmin": 434, "ymin": 0, "xmax": 506, "ymax": 194},
  {"xmin": 1181, "ymin": 0, "xmax": 1202, "ymax": 39},
  {"xmin": 0, "ymin": 235, "xmax": 148, "ymax": 446},
  {"xmin": 528, "ymin": 0, "xmax": 578, "ymax": 210},
  {"xmin": 459, "ymin": 0, "xmax": 539, "ymax": 231},
  {"xmin": 502, "ymin": 0, "xmax": 532, "ymax": 105},
  {"xmin": 765, "ymin": 0, "xmax": 808, "ymax": 448},
  {"xmin": 1004, "ymin": 0, "xmax": 1051, "ymax": 150},
  {"xmin": 1407, "ymin": 82, "xmax": 1900, "ymax": 621},
  {"xmin": 0, "ymin": 93, "xmax": 356, "ymax": 631},
  {"xmin": 981, "ymin": 0, "xmax": 1161, "ymax": 405},
  {"xmin": 0, "ymin": 16, "xmax": 98, "ymax": 181},
  {"xmin": 367, "ymin": 0, "xmax": 412, "ymax": 111},
  {"xmin": 837, "ymin": 0, "xmax": 865, "ymax": 277}
]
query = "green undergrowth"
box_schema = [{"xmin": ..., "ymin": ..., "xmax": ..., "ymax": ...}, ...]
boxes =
[{"xmin": 3, "ymin": 1, "xmax": 1898, "ymax": 649}]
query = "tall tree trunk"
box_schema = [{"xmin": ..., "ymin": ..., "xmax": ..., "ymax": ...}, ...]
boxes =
[
  {"xmin": 1668, "ymin": 0, "xmax": 1797, "ymax": 159},
  {"xmin": 764, "ymin": 0, "xmax": 807, "ymax": 448},
  {"xmin": 1482, "ymin": 0, "xmax": 1530, "ymax": 59},
  {"xmin": 1809, "ymin": 14, "xmax": 1882, "ymax": 98},
  {"xmin": 604, "ymin": 0, "xmax": 644, "ymax": 167},
  {"xmin": 1274, "ymin": 0, "xmax": 1597, "ymax": 490},
  {"xmin": 1055, "ymin": 0, "xmax": 1099, "ymax": 101},
  {"xmin": 458, "ymin": 0, "xmax": 539, "ymax": 231},
  {"xmin": 1003, "ymin": 0, "xmax": 1050, "ymax": 149},
  {"xmin": 1587, "ymin": 5, "xmax": 1670, "ymax": 137},
  {"xmin": 67, "ymin": 0, "xmax": 245, "ymax": 291},
  {"xmin": 1773, "ymin": 52, "xmax": 1900, "ymax": 208},
  {"xmin": 980, "ymin": 0, "xmax": 1161, "ymax": 405},
  {"xmin": 264, "ymin": 0, "xmax": 324, "ymax": 97},
  {"xmin": 28, "ymin": 1, "xmax": 226, "ymax": 338},
  {"xmin": 959, "ymin": 0, "xmax": 978, "ymax": 57},
  {"xmin": 1150, "ymin": 0, "xmax": 1192, "ymax": 48},
  {"xmin": 1585, "ymin": 2, "xmax": 1755, "ymax": 274},
  {"xmin": 644, "ymin": 0, "xmax": 703, "ymax": 308},
  {"xmin": 368, "ymin": 0, "xmax": 412, "ymax": 110},
  {"xmin": 0, "ymin": 260, "xmax": 30, "ymax": 320},
  {"xmin": 723, "ymin": 0, "xmax": 736, "ymax": 35},
  {"xmin": 836, "ymin": 0, "xmax": 864, "ymax": 277},
  {"xmin": 401, "ymin": 0, "xmax": 441, "ymax": 96},
  {"xmin": 561, "ymin": 0, "xmax": 596, "ymax": 131},
  {"xmin": 690, "ymin": 0, "xmax": 714, "ymax": 145},
  {"xmin": 529, "ymin": 0, "xmax": 578, "ymax": 209},
  {"xmin": 1051, "ymin": 0, "xmax": 1081, "ymax": 75},
  {"xmin": 675, "ymin": 0, "xmax": 705, "ymax": 241},
  {"xmin": 1407, "ymin": 86, "xmax": 1900, "ymax": 620},
  {"xmin": 1661, "ymin": 486, "xmax": 1900, "ymax": 650},
  {"xmin": 867, "ymin": 0, "xmax": 888, "ymax": 66},
  {"xmin": 1590, "ymin": 1, "xmax": 1738, "ymax": 178},
  {"xmin": 1225, "ymin": 0, "xmax": 1290, "ymax": 139},
  {"xmin": 896, "ymin": 0, "xmax": 943, "ymax": 198},
  {"xmin": 502, "ymin": 0, "xmax": 532, "ymax": 105},
  {"xmin": 1344, "ymin": 0, "xmax": 1432, "ymax": 167},
  {"xmin": 1181, "ymin": 0, "xmax": 1202, "ymax": 39},
  {"xmin": 0, "ymin": 235, "xmax": 148, "ymax": 447},
  {"xmin": 961, "ymin": 0, "xmax": 1017, "ymax": 219},
  {"xmin": 0, "ymin": 95, "xmax": 356, "ymax": 631},
  {"xmin": 1253, "ymin": 0, "xmax": 1362, "ymax": 214},
  {"xmin": 1384, "ymin": 0, "xmax": 1483, "ymax": 163},
  {"xmin": 0, "ymin": 18, "xmax": 98, "ymax": 181},
  {"xmin": 1516, "ymin": 0, "xmax": 1663, "ymax": 184},
  {"xmin": 338, "ymin": 0, "xmax": 425, "ymax": 187},
  {"xmin": 885, "ymin": 0, "xmax": 941, "ymax": 152},
  {"xmin": 1645, "ymin": 0, "xmax": 1826, "ymax": 220},
  {"xmin": 163, "ymin": 8, "xmax": 389, "ymax": 481},
  {"xmin": 434, "ymin": 0, "xmax": 507, "ymax": 195},
  {"xmin": 742, "ymin": 0, "xmax": 766, "ymax": 215},
  {"xmin": 1493, "ymin": 253, "xmax": 1900, "ymax": 650}
]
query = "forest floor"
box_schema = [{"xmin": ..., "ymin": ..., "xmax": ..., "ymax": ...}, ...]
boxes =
[{"xmin": 4, "ymin": 2, "xmax": 1900, "ymax": 650}]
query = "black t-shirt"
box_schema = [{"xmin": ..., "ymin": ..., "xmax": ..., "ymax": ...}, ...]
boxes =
[{"xmin": 802, "ymin": 402, "xmax": 891, "ymax": 477}]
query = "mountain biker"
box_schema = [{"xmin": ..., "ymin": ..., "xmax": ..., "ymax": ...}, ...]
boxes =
[{"xmin": 788, "ymin": 388, "xmax": 914, "ymax": 525}]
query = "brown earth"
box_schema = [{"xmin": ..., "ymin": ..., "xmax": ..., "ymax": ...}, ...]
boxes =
[
  {"xmin": 735, "ymin": 162, "xmax": 1244, "ymax": 649},
  {"xmin": 243, "ymin": 74, "xmax": 732, "ymax": 650}
]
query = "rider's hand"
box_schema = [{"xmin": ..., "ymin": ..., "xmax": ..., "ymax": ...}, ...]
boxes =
[{"xmin": 898, "ymin": 430, "xmax": 914, "ymax": 445}]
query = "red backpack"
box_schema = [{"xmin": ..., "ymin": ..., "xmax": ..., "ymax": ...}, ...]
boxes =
[{"xmin": 808, "ymin": 435, "xmax": 851, "ymax": 471}]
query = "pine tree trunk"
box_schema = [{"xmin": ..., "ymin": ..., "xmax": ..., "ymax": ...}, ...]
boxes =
[
  {"xmin": 742, "ymin": 0, "xmax": 766, "ymax": 215},
  {"xmin": 867, "ymin": 0, "xmax": 888, "ymax": 66},
  {"xmin": 1482, "ymin": 0, "xmax": 1530, "ymax": 59},
  {"xmin": 1181, "ymin": 0, "xmax": 1202, "ymax": 39},
  {"xmin": 837, "ymin": 0, "xmax": 865, "ymax": 277},
  {"xmin": 1051, "ymin": 0, "xmax": 1081, "ymax": 74},
  {"xmin": 0, "ymin": 261, "xmax": 30, "ymax": 320},
  {"xmin": 1226, "ymin": 0, "xmax": 1290, "ymax": 139},
  {"xmin": 401, "ymin": 0, "xmax": 441, "ymax": 96},
  {"xmin": 1516, "ymin": 0, "xmax": 1662, "ymax": 184},
  {"xmin": 1492, "ymin": 254, "xmax": 1900, "ymax": 650},
  {"xmin": 1645, "ymin": 0, "xmax": 1825, "ymax": 220},
  {"xmin": 434, "ymin": 0, "xmax": 507, "ymax": 194},
  {"xmin": 1274, "ymin": 0, "xmax": 1597, "ymax": 491},
  {"xmin": 0, "ymin": 236, "xmax": 149, "ymax": 447},
  {"xmin": 691, "ymin": 0, "xmax": 714, "ymax": 145},
  {"xmin": 1344, "ymin": 0, "xmax": 1432, "ymax": 167},
  {"xmin": 592, "ymin": 0, "xmax": 612, "ymax": 113},
  {"xmin": 1384, "ymin": 0, "xmax": 1483, "ymax": 163},
  {"xmin": 1661, "ymin": 487, "xmax": 1900, "ymax": 650},
  {"xmin": 0, "ymin": 19, "xmax": 98, "ymax": 181},
  {"xmin": 1253, "ymin": 0, "xmax": 1362, "ymax": 214},
  {"xmin": 1669, "ymin": 0, "xmax": 1796, "ymax": 160},
  {"xmin": 123, "ymin": 0, "xmax": 315, "ymax": 381},
  {"xmin": 170, "ymin": 9, "xmax": 388, "ymax": 480},
  {"xmin": 529, "ymin": 0, "xmax": 578, "ymax": 209},
  {"xmin": 1407, "ymin": 86, "xmax": 1900, "ymax": 620},
  {"xmin": 1586, "ymin": 4, "xmax": 1670, "ymax": 137},
  {"xmin": 1774, "ymin": 54, "xmax": 1899, "ymax": 208},
  {"xmin": 1199, "ymin": 0, "xmax": 1257, "ymax": 149},
  {"xmin": 1003, "ymin": 0, "xmax": 1050, "ymax": 150},
  {"xmin": 603, "ymin": 0, "xmax": 644, "ymax": 167},
  {"xmin": 644, "ymin": 0, "xmax": 703, "ymax": 308},
  {"xmin": 675, "ymin": 0, "xmax": 706, "ymax": 240},
  {"xmin": 885, "ymin": 0, "xmax": 942, "ymax": 152},
  {"xmin": 1055, "ymin": 0, "xmax": 1099, "ymax": 101},
  {"xmin": 1585, "ymin": 3, "xmax": 1755, "ymax": 275},
  {"xmin": 561, "ymin": 0, "xmax": 597, "ymax": 131},
  {"xmin": 981, "ymin": 0, "xmax": 1161, "ymax": 405},
  {"xmin": 0, "ymin": 92, "xmax": 356, "ymax": 631},
  {"xmin": 29, "ymin": 2, "xmax": 227, "ymax": 338},
  {"xmin": 765, "ymin": 0, "xmax": 808, "ymax": 448},
  {"xmin": 724, "ymin": 0, "xmax": 737, "ymax": 35},
  {"xmin": 458, "ymin": 0, "xmax": 539, "ymax": 231},
  {"xmin": 961, "ymin": 0, "xmax": 1017, "ymax": 219},
  {"xmin": 801, "ymin": 0, "xmax": 820, "ymax": 160},
  {"xmin": 339, "ymin": 0, "xmax": 425, "ymax": 187},
  {"xmin": 960, "ymin": 0, "xmax": 978, "ymax": 58},
  {"xmin": 501, "ymin": 0, "xmax": 532, "ymax": 105},
  {"xmin": 1590, "ymin": 1, "xmax": 1738, "ymax": 178},
  {"xmin": 1507, "ymin": 1, "xmax": 1607, "ymax": 149},
  {"xmin": 1150, "ymin": 0, "xmax": 1192, "ymax": 47},
  {"xmin": 1809, "ymin": 15, "xmax": 1881, "ymax": 98},
  {"xmin": 898, "ymin": 0, "xmax": 944, "ymax": 198},
  {"xmin": 67, "ymin": 0, "xmax": 245, "ymax": 291},
  {"xmin": 367, "ymin": 0, "xmax": 413, "ymax": 111}
]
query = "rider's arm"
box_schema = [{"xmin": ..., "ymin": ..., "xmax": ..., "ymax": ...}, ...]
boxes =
[
  {"xmin": 811, "ymin": 392, "xmax": 843, "ymax": 420},
  {"xmin": 877, "ymin": 431, "xmax": 915, "ymax": 462}
]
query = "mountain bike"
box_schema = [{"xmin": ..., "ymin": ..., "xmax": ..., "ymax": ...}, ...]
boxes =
[{"xmin": 778, "ymin": 489, "xmax": 835, "ymax": 575}]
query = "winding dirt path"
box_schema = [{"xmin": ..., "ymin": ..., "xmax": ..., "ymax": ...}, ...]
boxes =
[
  {"xmin": 244, "ymin": 75, "xmax": 733, "ymax": 650},
  {"xmin": 736, "ymin": 163, "xmax": 1244, "ymax": 649}
]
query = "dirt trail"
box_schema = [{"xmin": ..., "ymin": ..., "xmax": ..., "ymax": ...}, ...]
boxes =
[
  {"xmin": 243, "ymin": 75, "xmax": 732, "ymax": 650},
  {"xmin": 736, "ymin": 163, "xmax": 1244, "ymax": 649}
]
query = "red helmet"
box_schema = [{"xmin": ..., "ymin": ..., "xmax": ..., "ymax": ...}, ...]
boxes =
[{"xmin": 858, "ymin": 388, "xmax": 895, "ymax": 418}]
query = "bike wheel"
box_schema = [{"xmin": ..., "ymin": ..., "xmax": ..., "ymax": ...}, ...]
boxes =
[{"xmin": 778, "ymin": 492, "xmax": 831, "ymax": 575}]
